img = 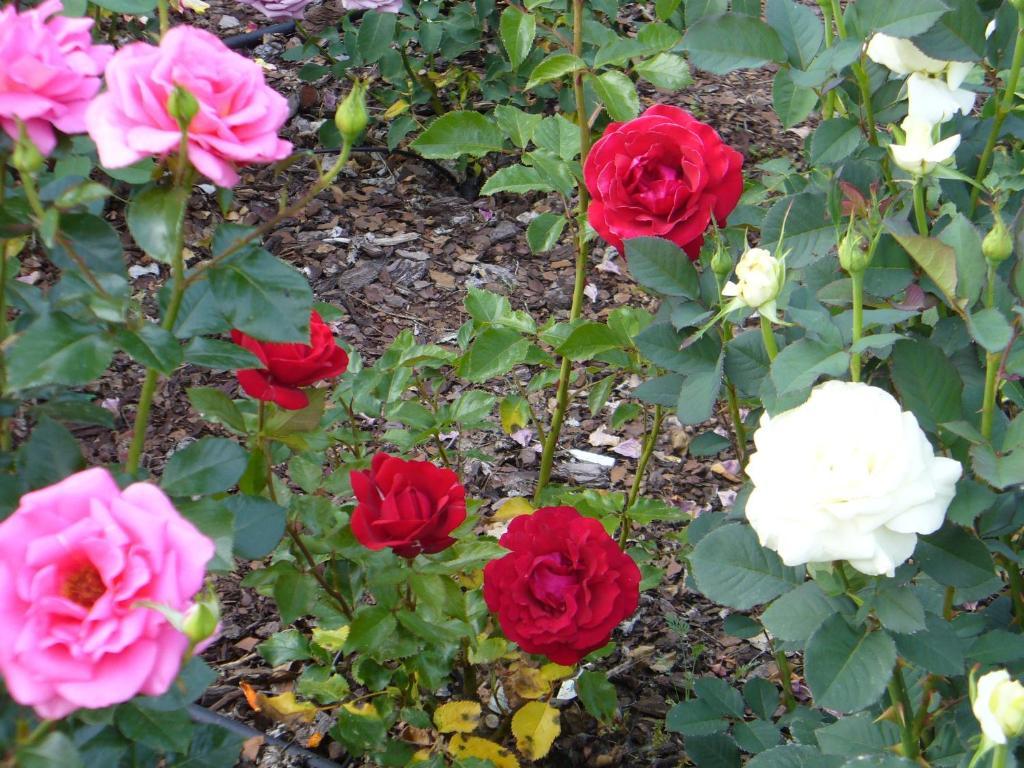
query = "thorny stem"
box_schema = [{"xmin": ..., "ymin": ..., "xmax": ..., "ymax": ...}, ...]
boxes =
[
  {"xmin": 400, "ymin": 45, "xmax": 445, "ymax": 116},
  {"xmin": 775, "ymin": 649, "xmax": 797, "ymax": 712},
  {"xmin": 997, "ymin": 552, "xmax": 1024, "ymax": 631},
  {"xmin": 913, "ymin": 179, "xmax": 929, "ymax": 236},
  {"xmin": 888, "ymin": 663, "xmax": 919, "ymax": 760},
  {"xmin": 971, "ymin": 11, "xmax": 1024, "ymax": 216},
  {"xmin": 288, "ymin": 521, "xmax": 355, "ymax": 620},
  {"xmin": 850, "ymin": 270, "xmax": 864, "ymax": 382},
  {"xmin": 724, "ymin": 381, "xmax": 747, "ymax": 467},
  {"xmin": 534, "ymin": 0, "xmax": 591, "ymax": 503},
  {"xmin": 619, "ymin": 405, "xmax": 664, "ymax": 549}
]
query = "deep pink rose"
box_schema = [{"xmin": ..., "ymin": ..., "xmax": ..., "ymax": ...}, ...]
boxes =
[
  {"xmin": 0, "ymin": 468, "xmax": 215, "ymax": 719},
  {"xmin": 583, "ymin": 104, "xmax": 744, "ymax": 260},
  {"xmin": 85, "ymin": 26, "xmax": 292, "ymax": 188},
  {"xmin": 340, "ymin": 0, "xmax": 403, "ymax": 11},
  {"xmin": 0, "ymin": 0, "xmax": 112, "ymax": 155},
  {"xmin": 237, "ymin": 0, "xmax": 317, "ymax": 19},
  {"xmin": 483, "ymin": 506, "xmax": 640, "ymax": 665}
]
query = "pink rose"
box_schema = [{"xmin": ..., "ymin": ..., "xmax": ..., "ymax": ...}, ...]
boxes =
[
  {"xmin": 237, "ymin": 0, "xmax": 317, "ymax": 19},
  {"xmin": 0, "ymin": 0, "xmax": 112, "ymax": 155},
  {"xmin": 85, "ymin": 26, "xmax": 292, "ymax": 188},
  {"xmin": 0, "ymin": 468, "xmax": 215, "ymax": 719},
  {"xmin": 340, "ymin": 0, "xmax": 403, "ymax": 12}
]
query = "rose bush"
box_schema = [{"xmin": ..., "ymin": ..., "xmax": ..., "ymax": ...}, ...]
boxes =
[
  {"xmin": 483, "ymin": 506, "xmax": 641, "ymax": 665},
  {"xmin": 0, "ymin": 0, "xmax": 111, "ymax": 155},
  {"xmin": 0, "ymin": 468, "xmax": 215, "ymax": 719},
  {"xmin": 349, "ymin": 453, "xmax": 467, "ymax": 558},
  {"xmin": 743, "ymin": 381, "xmax": 961, "ymax": 576},
  {"xmin": 231, "ymin": 310, "xmax": 349, "ymax": 410},
  {"xmin": 85, "ymin": 25, "xmax": 292, "ymax": 187},
  {"xmin": 583, "ymin": 104, "xmax": 743, "ymax": 260}
]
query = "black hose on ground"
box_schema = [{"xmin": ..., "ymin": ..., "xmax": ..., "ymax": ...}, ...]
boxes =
[
  {"xmin": 223, "ymin": 20, "xmax": 296, "ymax": 49},
  {"xmin": 187, "ymin": 703, "xmax": 351, "ymax": 768}
]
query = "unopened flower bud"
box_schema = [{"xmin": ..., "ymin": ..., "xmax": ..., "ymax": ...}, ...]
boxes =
[
  {"xmin": 984, "ymin": 210, "xmax": 1013, "ymax": 265},
  {"xmin": 335, "ymin": 80, "xmax": 369, "ymax": 145},
  {"xmin": 973, "ymin": 670, "xmax": 1024, "ymax": 745},
  {"xmin": 11, "ymin": 123, "xmax": 44, "ymax": 174},
  {"xmin": 839, "ymin": 233, "xmax": 872, "ymax": 273},
  {"xmin": 182, "ymin": 596, "xmax": 220, "ymax": 649},
  {"xmin": 721, "ymin": 247, "xmax": 784, "ymax": 314},
  {"xmin": 711, "ymin": 244, "xmax": 732, "ymax": 281},
  {"xmin": 167, "ymin": 85, "xmax": 199, "ymax": 130}
]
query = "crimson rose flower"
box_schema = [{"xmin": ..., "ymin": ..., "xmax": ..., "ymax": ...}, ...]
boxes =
[
  {"xmin": 583, "ymin": 104, "xmax": 744, "ymax": 260},
  {"xmin": 483, "ymin": 506, "xmax": 641, "ymax": 665},
  {"xmin": 231, "ymin": 310, "xmax": 348, "ymax": 410},
  {"xmin": 350, "ymin": 453, "xmax": 467, "ymax": 558}
]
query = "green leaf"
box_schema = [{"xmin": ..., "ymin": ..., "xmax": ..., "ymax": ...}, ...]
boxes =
[
  {"xmin": 846, "ymin": 0, "xmax": 951, "ymax": 37},
  {"xmin": 6, "ymin": 312, "xmax": 114, "ymax": 391},
  {"xmin": 494, "ymin": 105, "xmax": 543, "ymax": 149},
  {"xmin": 228, "ymin": 495, "xmax": 286, "ymax": 559},
  {"xmin": 938, "ymin": 213, "xmax": 985, "ymax": 308},
  {"xmin": 525, "ymin": 53, "xmax": 584, "ymax": 89},
  {"xmin": 967, "ymin": 308, "xmax": 1013, "ymax": 353},
  {"xmin": 912, "ymin": 0, "xmax": 986, "ymax": 61},
  {"xmin": 762, "ymin": 581, "xmax": 851, "ymax": 645},
  {"xmin": 770, "ymin": 339, "xmax": 849, "ymax": 396},
  {"xmin": 89, "ymin": 0, "xmax": 154, "ymax": 12},
  {"xmin": 590, "ymin": 71, "xmax": 640, "ymax": 121},
  {"xmin": 481, "ymin": 165, "xmax": 554, "ymax": 195},
  {"xmin": 526, "ymin": 213, "xmax": 567, "ymax": 253},
  {"xmin": 967, "ymin": 629, "xmax": 1024, "ymax": 665},
  {"xmin": 411, "ymin": 112, "xmax": 505, "ymax": 159},
  {"xmin": 665, "ymin": 700, "xmax": 729, "ymax": 737},
  {"xmin": 809, "ymin": 118, "xmax": 863, "ymax": 167},
  {"xmin": 690, "ymin": 524, "xmax": 804, "ymax": 610},
  {"xmin": 677, "ymin": 360, "xmax": 724, "ymax": 425},
  {"xmin": 500, "ymin": 6, "xmax": 536, "ymax": 70},
  {"xmin": 345, "ymin": 605, "xmax": 399, "ymax": 654},
  {"xmin": 182, "ymin": 336, "xmax": 263, "ymax": 370},
  {"xmin": 451, "ymin": 390, "xmax": 495, "ymax": 424},
  {"xmin": 258, "ymin": 629, "xmax": 312, "ymax": 665},
  {"xmin": 187, "ymin": 387, "xmax": 246, "ymax": 432},
  {"xmin": 893, "ymin": 613, "xmax": 964, "ymax": 675},
  {"xmin": 533, "ymin": 115, "xmax": 581, "ymax": 160},
  {"xmin": 126, "ymin": 186, "xmax": 187, "ymax": 264},
  {"xmin": 890, "ymin": 339, "xmax": 962, "ymax": 432},
  {"xmin": 635, "ymin": 53, "xmax": 692, "ymax": 90},
  {"xmin": 970, "ymin": 444, "xmax": 1024, "ymax": 490},
  {"xmin": 744, "ymin": 679, "xmax": 781, "ymax": 722},
  {"xmin": 815, "ymin": 711, "xmax": 901, "ymax": 756},
  {"xmin": 161, "ymin": 436, "xmax": 249, "ymax": 496},
  {"xmin": 870, "ymin": 581, "xmax": 925, "ymax": 634},
  {"xmin": 747, "ymin": 745, "xmax": 839, "ymax": 768},
  {"xmin": 683, "ymin": 13, "xmax": 787, "ymax": 74},
  {"xmin": 274, "ymin": 564, "xmax": 315, "ymax": 624},
  {"xmin": 685, "ymin": 734, "xmax": 741, "ymax": 768},
  {"xmin": 16, "ymin": 733, "xmax": 84, "ymax": 768},
  {"xmin": 357, "ymin": 11, "xmax": 396, "ymax": 63},
  {"xmin": 773, "ymin": 69, "xmax": 818, "ymax": 129},
  {"xmin": 115, "ymin": 701, "xmax": 193, "ymax": 754},
  {"xmin": 915, "ymin": 522, "xmax": 995, "ymax": 587},
  {"xmin": 17, "ymin": 416, "xmax": 85, "ymax": 491},
  {"xmin": 655, "ymin": 0, "xmax": 681, "ymax": 20},
  {"xmin": 762, "ymin": 193, "xmax": 834, "ymax": 268},
  {"xmin": 889, "ymin": 229, "xmax": 960, "ymax": 311},
  {"xmin": 804, "ymin": 616, "xmax": 896, "ymax": 713},
  {"xmin": 116, "ymin": 324, "xmax": 182, "ymax": 375},
  {"xmin": 734, "ymin": 719, "xmax": 782, "ymax": 753},
  {"xmin": 694, "ymin": 676, "xmax": 745, "ymax": 717},
  {"xmin": 577, "ymin": 671, "xmax": 618, "ymax": 723},
  {"xmin": 624, "ymin": 237, "xmax": 699, "ymax": 297},
  {"xmin": 766, "ymin": 0, "xmax": 823, "ymax": 68},
  {"xmin": 457, "ymin": 327, "xmax": 531, "ymax": 382},
  {"xmin": 557, "ymin": 322, "xmax": 622, "ymax": 360}
]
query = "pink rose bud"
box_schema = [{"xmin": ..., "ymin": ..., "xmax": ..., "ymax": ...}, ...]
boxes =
[
  {"xmin": 0, "ymin": 0, "xmax": 112, "ymax": 156},
  {"xmin": 0, "ymin": 468, "xmax": 215, "ymax": 719},
  {"xmin": 85, "ymin": 26, "xmax": 292, "ymax": 188}
]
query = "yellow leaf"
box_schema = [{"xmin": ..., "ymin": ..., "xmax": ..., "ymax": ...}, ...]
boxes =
[
  {"xmin": 448, "ymin": 734, "xmax": 520, "ymax": 768},
  {"xmin": 508, "ymin": 665, "xmax": 549, "ymax": 700},
  {"xmin": 410, "ymin": 749, "xmax": 433, "ymax": 764},
  {"xmin": 499, "ymin": 396, "xmax": 531, "ymax": 434},
  {"xmin": 433, "ymin": 700, "xmax": 482, "ymax": 734},
  {"xmin": 511, "ymin": 702, "xmax": 560, "ymax": 761},
  {"xmin": 539, "ymin": 663, "xmax": 574, "ymax": 682},
  {"xmin": 383, "ymin": 99, "xmax": 410, "ymax": 120},
  {"xmin": 494, "ymin": 497, "xmax": 534, "ymax": 521},
  {"xmin": 343, "ymin": 701, "xmax": 379, "ymax": 717},
  {"xmin": 468, "ymin": 635, "xmax": 510, "ymax": 664},
  {"xmin": 454, "ymin": 570, "xmax": 484, "ymax": 590},
  {"xmin": 312, "ymin": 625, "xmax": 350, "ymax": 652},
  {"xmin": 258, "ymin": 692, "xmax": 318, "ymax": 724}
]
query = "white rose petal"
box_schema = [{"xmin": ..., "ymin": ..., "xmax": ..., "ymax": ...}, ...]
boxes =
[
  {"xmin": 973, "ymin": 670, "xmax": 1024, "ymax": 745},
  {"xmin": 890, "ymin": 115, "xmax": 961, "ymax": 176},
  {"xmin": 724, "ymin": 248, "xmax": 785, "ymax": 319},
  {"xmin": 907, "ymin": 73, "xmax": 976, "ymax": 124},
  {"xmin": 866, "ymin": 33, "xmax": 948, "ymax": 76},
  {"xmin": 744, "ymin": 381, "xmax": 961, "ymax": 576}
]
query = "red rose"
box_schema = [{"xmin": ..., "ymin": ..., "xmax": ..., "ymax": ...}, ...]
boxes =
[
  {"xmin": 349, "ymin": 453, "xmax": 467, "ymax": 558},
  {"xmin": 583, "ymin": 104, "xmax": 744, "ymax": 260},
  {"xmin": 231, "ymin": 310, "xmax": 348, "ymax": 410},
  {"xmin": 482, "ymin": 506, "xmax": 641, "ymax": 665}
]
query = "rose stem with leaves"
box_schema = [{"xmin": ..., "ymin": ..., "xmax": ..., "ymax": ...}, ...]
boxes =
[
  {"xmin": 828, "ymin": 0, "xmax": 878, "ymax": 146},
  {"xmin": 887, "ymin": 662, "xmax": 919, "ymax": 760},
  {"xmin": 971, "ymin": 9, "xmax": 1024, "ymax": 216},
  {"xmin": 850, "ymin": 269, "xmax": 864, "ymax": 382},
  {"xmin": 618, "ymin": 404, "xmax": 664, "ymax": 549},
  {"xmin": 981, "ymin": 264, "xmax": 1001, "ymax": 442},
  {"xmin": 533, "ymin": 0, "xmax": 591, "ymax": 504}
]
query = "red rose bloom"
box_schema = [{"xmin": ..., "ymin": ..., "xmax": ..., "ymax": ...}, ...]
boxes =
[
  {"xmin": 583, "ymin": 104, "xmax": 744, "ymax": 260},
  {"xmin": 231, "ymin": 310, "xmax": 348, "ymax": 410},
  {"xmin": 349, "ymin": 453, "xmax": 467, "ymax": 558},
  {"xmin": 483, "ymin": 506, "xmax": 641, "ymax": 665}
]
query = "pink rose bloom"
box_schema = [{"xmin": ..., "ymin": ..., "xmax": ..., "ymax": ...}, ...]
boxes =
[
  {"xmin": 0, "ymin": 468, "xmax": 215, "ymax": 719},
  {"xmin": 340, "ymin": 0, "xmax": 403, "ymax": 12},
  {"xmin": 237, "ymin": 0, "xmax": 317, "ymax": 19},
  {"xmin": 0, "ymin": 0, "xmax": 112, "ymax": 155},
  {"xmin": 85, "ymin": 26, "xmax": 292, "ymax": 188}
]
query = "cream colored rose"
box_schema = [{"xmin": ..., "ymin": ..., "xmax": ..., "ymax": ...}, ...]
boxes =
[
  {"xmin": 721, "ymin": 247, "xmax": 784, "ymax": 321},
  {"xmin": 745, "ymin": 381, "xmax": 962, "ymax": 576},
  {"xmin": 974, "ymin": 670, "xmax": 1024, "ymax": 745},
  {"xmin": 890, "ymin": 115, "xmax": 961, "ymax": 177}
]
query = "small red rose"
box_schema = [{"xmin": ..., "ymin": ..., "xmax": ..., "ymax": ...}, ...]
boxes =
[
  {"xmin": 231, "ymin": 310, "xmax": 348, "ymax": 410},
  {"xmin": 483, "ymin": 506, "xmax": 641, "ymax": 665},
  {"xmin": 349, "ymin": 453, "xmax": 467, "ymax": 558},
  {"xmin": 583, "ymin": 104, "xmax": 744, "ymax": 260}
]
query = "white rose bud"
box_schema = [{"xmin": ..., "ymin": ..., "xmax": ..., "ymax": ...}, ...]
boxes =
[
  {"xmin": 745, "ymin": 381, "xmax": 962, "ymax": 576},
  {"xmin": 721, "ymin": 248, "xmax": 784, "ymax": 318},
  {"xmin": 974, "ymin": 670, "xmax": 1024, "ymax": 745},
  {"xmin": 890, "ymin": 115, "xmax": 961, "ymax": 177}
]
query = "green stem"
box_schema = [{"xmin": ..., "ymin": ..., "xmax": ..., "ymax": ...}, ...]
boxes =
[
  {"xmin": 157, "ymin": 0, "xmax": 169, "ymax": 37},
  {"xmin": 0, "ymin": 239, "xmax": 9, "ymax": 452},
  {"xmin": 724, "ymin": 380, "xmax": 747, "ymax": 467},
  {"xmin": 288, "ymin": 521, "xmax": 354, "ymax": 620},
  {"xmin": 992, "ymin": 745, "xmax": 1009, "ymax": 768},
  {"xmin": 852, "ymin": 62, "xmax": 879, "ymax": 145},
  {"xmin": 850, "ymin": 269, "xmax": 864, "ymax": 382},
  {"xmin": 830, "ymin": 0, "xmax": 846, "ymax": 37},
  {"xmin": 533, "ymin": 0, "xmax": 591, "ymax": 504},
  {"xmin": 997, "ymin": 552, "xmax": 1024, "ymax": 631},
  {"xmin": 943, "ymin": 585, "xmax": 955, "ymax": 621},
  {"xmin": 888, "ymin": 663, "xmax": 919, "ymax": 760},
  {"xmin": 981, "ymin": 351, "xmax": 1000, "ymax": 442},
  {"xmin": 399, "ymin": 45, "xmax": 445, "ymax": 116},
  {"xmin": 971, "ymin": 11, "xmax": 1024, "ymax": 216},
  {"xmin": 760, "ymin": 315, "xmax": 778, "ymax": 361},
  {"xmin": 19, "ymin": 171, "xmax": 45, "ymax": 221},
  {"xmin": 619, "ymin": 405, "xmax": 664, "ymax": 549},
  {"xmin": 775, "ymin": 649, "xmax": 797, "ymax": 712},
  {"xmin": 913, "ymin": 179, "xmax": 929, "ymax": 236}
]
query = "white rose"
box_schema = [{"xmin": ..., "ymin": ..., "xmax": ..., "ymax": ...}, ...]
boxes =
[
  {"xmin": 906, "ymin": 71, "xmax": 976, "ymax": 124},
  {"xmin": 745, "ymin": 381, "xmax": 962, "ymax": 576},
  {"xmin": 974, "ymin": 670, "xmax": 1024, "ymax": 745},
  {"xmin": 721, "ymin": 248, "xmax": 784, "ymax": 318},
  {"xmin": 890, "ymin": 115, "xmax": 961, "ymax": 176}
]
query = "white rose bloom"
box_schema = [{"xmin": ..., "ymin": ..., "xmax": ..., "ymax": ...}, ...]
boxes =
[
  {"xmin": 906, "ymin": 72, "xmax": 976, "ymax": 124},
  {"xmin": 745, "ymin": 381, "xmax": 962, "ymax": 576},
  {"xmin": 890, "ymin": 115, "xmax": 961, "ymax": 176},
  {"xmin": 973, "ymin": 670, "xmax": 1024, "ymax": 745},
  {"xmin": 721, "ymin": 248, "xmax": 784, "ymax": 317}
]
